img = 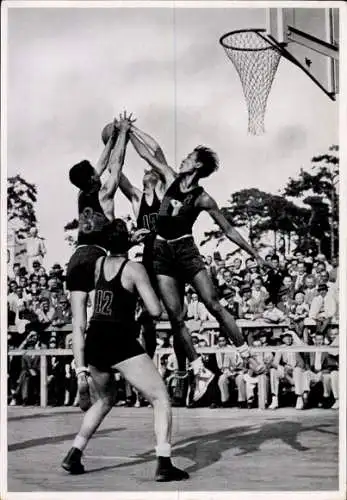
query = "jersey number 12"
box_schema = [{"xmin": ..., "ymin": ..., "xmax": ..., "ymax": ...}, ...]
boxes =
[{"xmin": 94, "ymin": 290, "xmax": 113, "ymax": 316}]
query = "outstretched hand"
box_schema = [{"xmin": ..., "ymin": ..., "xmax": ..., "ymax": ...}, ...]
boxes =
[
  {"xmin": 130, "ymin": 228, "xmax": 151, "ymax": 245},
  {"xmin": 118, "ymin": 111, "xmax": 136, "ymax": 132}
]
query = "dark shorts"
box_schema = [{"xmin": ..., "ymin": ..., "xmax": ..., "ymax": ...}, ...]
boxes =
[
  {"xmin": 66, "ymin": 245, "xmax": 107, "ymax": 292},
  {"xmin": 153, "ymin": 236, "xmax": 206, "ymax": 283},
  {"xmin": 85, "ymin": 321, "xmax": 144, "ymax": 372}
]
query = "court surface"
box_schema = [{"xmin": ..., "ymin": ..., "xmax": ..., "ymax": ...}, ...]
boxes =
[{"xmin": 8, "ymin": 406, "xmax": 338, "ymax": 492}]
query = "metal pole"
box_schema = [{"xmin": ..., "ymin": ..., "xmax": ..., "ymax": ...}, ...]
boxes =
[{"xmin": 40, "ymin": 354, "xmax": 47, "ymax": 408}]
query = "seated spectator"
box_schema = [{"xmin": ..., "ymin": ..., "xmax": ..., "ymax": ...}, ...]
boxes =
[
  {"xmin": 251, "ymin": 277, "xmax": 269, "ymax": 311},
  {"xmin": 288, "ymin": 292, "xmax": 309, "ymax": 338},
  {"xmin": 262, "ymin": 298, "xmax": 286, "ymax": 324},
  {"xmin": 219, "ymin": 287, "xmax": 241, "ymax": 319},
  {"xmin": 11, "ymin": 262, "xmax": 21, "ymax": 284},
  {"xmin": 27, "ymin": 281, "xmax": 42, "ymax": 301},
  {"xmin": 239, "ymin": 286, "xmax": 263, "ymax": 320},
  {"xmin": 8, "ymin": 281, "xmax": 21, "ymax": 314},
  {"xmin": 231, "ymin": 257, "xmax": 243, "ymax": 276},
  {"xmin": 303, "ymin": 332, "xmax": 339, "ymax": 409},
  {"xmin": 278, "ymin": 275, "xmax": 295, "ymax": 300},
  {"xmin": 268, "ymin": 331, "xmax": 306, "ymax": 410},
  {"xmin": 37, "ymin": 297, "xmax": 55, "ymax": 329},
  {"xmin": 47, "ymin": 275, "xmax": 64, "ymax": 295},
  {"xmin": 213, "ymin": 335, "xmax": 246, "ymax": 408},
  {"xmin": 277, "ymin": 292, "xmax": 295, "ymax": 317},
  {"xmin": 186, "ymin": 292, "xmax": 210, "ymax": 322},
  {"xmin": 329, "ymin": 256, "xmax": 338, "ymax": 283},
  {"xmin": 309, "ymin": 283, "xmax": 336, "ymax": 334},
  {"xmin": 51, "ymin": 295, "xmax": 72, "ymax": 328},
  {"xmin": 303, "ymin": 275, "xmax": 318, "ymax": 306},
  {"xmin": 244, "ymin": 334, "xmax": 273, "ymax": 408}
]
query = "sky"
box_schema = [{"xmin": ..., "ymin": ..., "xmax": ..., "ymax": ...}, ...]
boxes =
[{"xmin": 6, "ymin": 4, "xmax": 339, "ymax": 267}]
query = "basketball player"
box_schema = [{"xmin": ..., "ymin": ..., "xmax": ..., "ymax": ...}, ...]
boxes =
[
  {"xmin": 62, "ymin": 219, "xmax": 189, "ymax": 482},
  {"xmin": 66, "ymin": 113, "xmax": 134, "ymax": 411},
  {"xmin": 102, "ymin": 123, "xmax": 190, "ymax": 405},
  {"xmin": 130, "ymin": 134, "xmax": 268, "ymax": 400},
  {"xmin": 101, "ymin": 124, "xmax": 166, "ymax": 359}
]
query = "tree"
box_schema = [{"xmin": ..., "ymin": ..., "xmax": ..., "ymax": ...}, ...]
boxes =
[
  {"xmin": 284, "ymin": 145, "xmax": 339, "ymax": 258},
  {"xmin": 201, "ymin": 188, "xmax": 309, "ymax": 255},
  {"xmin": 7, "ymin": 175, "xmax": 38, "ymax": 240}
]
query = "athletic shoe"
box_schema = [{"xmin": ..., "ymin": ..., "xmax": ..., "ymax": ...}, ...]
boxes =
[
  {"xmin": 61, "ymin": 447, "xmax": 85, "ymax": 475},
  {"xmin": 295, "ymin": 396, "xmax": 304, "ymax": 410},
  {"xmin": 331, "ymin": 400, "xmax": 339, "ymax": 410},
  {"xmin": 134, "ymin": 400, "xmax": 141, "ymax": 408},
  {"xmin": 77, "ymin": 374, "xmax": 92, "ymax": 412},
  {"xmin": 268, "ymin": 396, "xmax": 278, "ymax": 410},
  {"xmin": 192, "ymin": 367, "xmax": 215, "ymax": 402},
  {"xmin": 155, "ymin": 457, "xmax": 189, "ymax": 482}
]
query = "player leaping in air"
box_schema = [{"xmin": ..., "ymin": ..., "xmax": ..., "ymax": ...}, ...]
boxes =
[
  {"xmin": 130, "ymin": 131, "xmax": 268, "ymax": 403},
  {"xmin": 66, "ymin": 112, "xmax": 134, "ymax": 412}
]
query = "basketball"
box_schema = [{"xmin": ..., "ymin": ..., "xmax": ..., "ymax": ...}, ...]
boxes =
[{"xmin": 101, "ymin": 122, "xmax": 113, "ymax": 145}]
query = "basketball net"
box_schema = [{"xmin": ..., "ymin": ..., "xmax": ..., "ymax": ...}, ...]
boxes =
[{"xmin": 220, "ymin": 30, "xmax": 281, "ymax": 135}]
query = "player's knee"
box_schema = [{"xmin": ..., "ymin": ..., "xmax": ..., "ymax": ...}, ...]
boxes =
[
  {"xmin": 167, "ymin": 308, "xmax": 185, "ymax": 326},
  {"xmin": 100, "ymin": 392, "xmax": 116, "ymax": 412}
]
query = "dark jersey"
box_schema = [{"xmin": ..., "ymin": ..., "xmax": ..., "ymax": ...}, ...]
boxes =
[
  {"xmin": 90, "ymin": 258, "xmax": 137, "ymax": 329},
  {"xmin": 156, "ymin": 177, "xmax": 204, "ymax": 240},
  {"xmin": 136, "ymin": 191, "xmax": 161, "ymax": 233},
  {"xmin": 77, "ymin": 184, "xmax": 109, "ymax": 247},
  {"xmin": 136, "ymin": 191, "xmax": 161, "ymax": 263}
]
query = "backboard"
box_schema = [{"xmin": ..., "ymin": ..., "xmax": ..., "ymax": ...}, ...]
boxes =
[{"xmin": 266, "ymin": 8, "xmax": 339, "ymax": 99}]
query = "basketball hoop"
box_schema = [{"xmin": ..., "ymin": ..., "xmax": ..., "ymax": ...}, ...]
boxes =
[{"xmin": 220, "ymin": 29, "xmax": 282, "ymax": 135}]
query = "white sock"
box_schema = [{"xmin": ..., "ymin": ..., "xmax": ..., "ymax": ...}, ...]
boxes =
[
  {"xmin": 73, "ymin": 434, "xmax": 88, "ymax": 452},
  {"xmin": 237, "ymin": 343, "xmax": 250, "ymax": 359},
  {"xmin": 190, "ymin": 357, "xmax": 204, "ymax": 374},
  {"xmin": 155, "ymin": 443, "xmax": 171, "ymax": 457}
]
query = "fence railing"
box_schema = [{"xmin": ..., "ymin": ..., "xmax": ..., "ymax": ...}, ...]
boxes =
[{"xmin": 8, "ymin": 319, "xmax": 338, "ymax": 408}]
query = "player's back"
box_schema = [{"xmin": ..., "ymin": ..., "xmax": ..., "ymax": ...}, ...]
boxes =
[
  {"xmin": 77, "ymin": 185, "xmax": 109, "ymax": 247},
  {"xmin": 90, "ymin": 257, "xmax": 137, "ymax": 330}
]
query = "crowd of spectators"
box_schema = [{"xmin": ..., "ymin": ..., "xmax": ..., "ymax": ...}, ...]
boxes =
[{"xmin": 7, "ymin": 247, "xmax": 339, "ymax": 410}]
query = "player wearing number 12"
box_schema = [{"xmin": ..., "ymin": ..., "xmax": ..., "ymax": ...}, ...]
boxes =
[{"xmin": 62, "ymin": 219, "xmax": 189, "ymax": 482}]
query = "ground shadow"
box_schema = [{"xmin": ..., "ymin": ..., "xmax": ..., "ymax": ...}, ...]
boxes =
[
  {"xmin": 8, "ymin": 427, "xmax": 126, "ymax": 452},
  {"xmin": 85, "ymin": 419, "xmax": 337, "ymax": 476}
]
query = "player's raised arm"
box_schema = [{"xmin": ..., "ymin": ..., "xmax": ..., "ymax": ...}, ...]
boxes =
[
  {"xmin": 94, "ymin": 118, "xmax": 119, "ymax": 178},
  {"xmin": 99, "ymin": 112, "xmax": 134, "ymax": 221},
  {"xmin": 131, "ymin": 262, "xmax": 162, "ymax": 319},
  {"xmin": 198, "ymin": 192, "xmax": 267, "ymax": 267},
  {"xmin": 119, "ymin": 173, "xmax": 142, "ymax": 219},
  {"xmin": 130, "ymin": 131, "xmax": 176, "ymax": 186},
  {"xmin": 131, "ymin": 125, "xmax": 168, "ymax": 165}
]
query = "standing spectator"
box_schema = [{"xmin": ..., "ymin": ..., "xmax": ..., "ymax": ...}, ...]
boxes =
[
  {"xmin": 8, "ymin": 281, "xmax": 20, "ymax": 313},
  {"xmin": 11, "ymin": 263, "xmax": 21, "ymax": 284},
  {"xmin": 16, "ymin": 332, "xmax": 41, "ymax": 405},
  {"xmin": 26, "ymin": 227, "xmax": 47, "ymax": 272},
  {"xmin": 268, "ymin": 331, "xmax": 306, "ymax": 410},
  {"xmin": 263, "ymin": 254, "xmax": 284, "ymax": 305},
  {"xmin": 29, "ymin": 260, "xmax": 42, "ymax": 282},
  {"xmin": 293, "ymin": 262, "xmax": 308, "ymax": 292},
  {"xmin": 232, "ymin": 257, "xmax": 243, "ymax": 277},
  {"xmin": 329, "ymin": 256, "xmax": 339, "ymax": 283},
  {"xmin": 37, "ymin": 298, "xmax": 55, "ymax": 333}
]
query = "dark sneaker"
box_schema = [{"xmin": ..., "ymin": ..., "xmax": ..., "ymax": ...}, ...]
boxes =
[
  {"xmin": 61, "ymin": 447, "xmax": 85, "ymax": 475},
  {"xmin": 155, "ymin": 457, "xmax": 189, "ymax": 482}
]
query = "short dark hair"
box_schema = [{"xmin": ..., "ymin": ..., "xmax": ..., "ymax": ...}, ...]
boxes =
[
  {"xmin": 193, "ymin": 146, "xmax": 219, "ymax": 178},
  {"xmin": 69, "ymin": 160, "xmax": 95, "ymax": 190},
  {"xmin": 106, "ymin": 219, "xmax": 130, "ymax": 254}
]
